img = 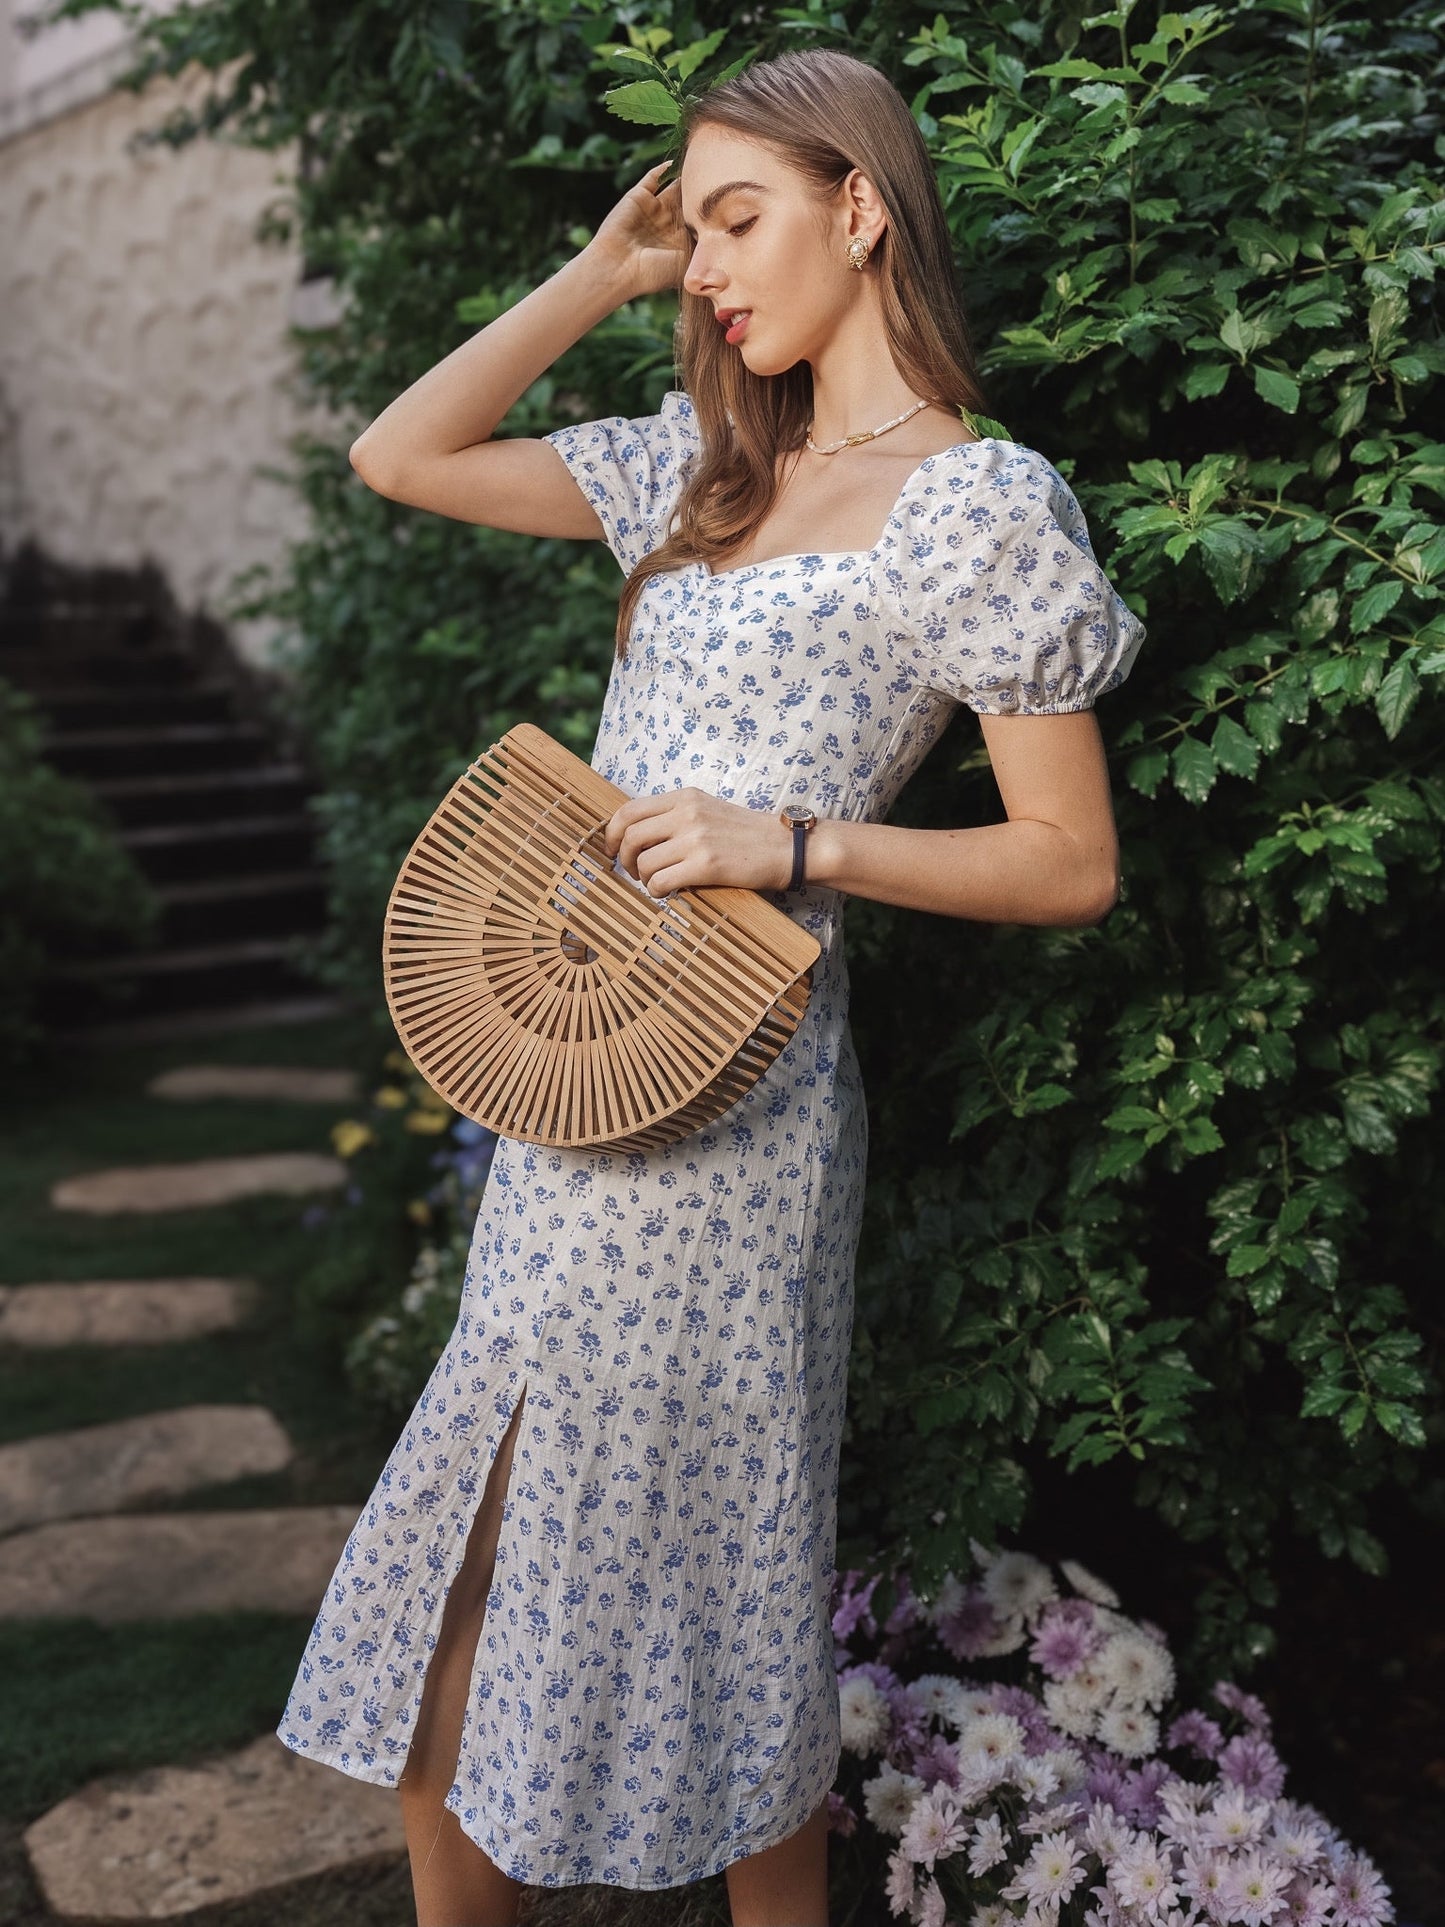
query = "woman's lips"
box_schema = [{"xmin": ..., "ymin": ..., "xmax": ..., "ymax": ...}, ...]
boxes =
[{"xmin": 723, "ymin": 310, "xmax": 752, "ymax": 345}]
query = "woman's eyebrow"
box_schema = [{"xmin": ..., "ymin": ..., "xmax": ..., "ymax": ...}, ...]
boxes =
[{"xmin": 681, "ymin": 179, "xmax": 771, "ymax": 233}]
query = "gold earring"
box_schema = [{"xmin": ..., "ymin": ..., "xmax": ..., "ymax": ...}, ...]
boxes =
[{"xmin": 846, "ymin": 234, "xmax": 870, "ymax": 271}]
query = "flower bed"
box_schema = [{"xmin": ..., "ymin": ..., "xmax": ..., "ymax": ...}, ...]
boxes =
[{"xmin": 829, "ymin": 1549, "xmax": 1394, "ymax": 1927}]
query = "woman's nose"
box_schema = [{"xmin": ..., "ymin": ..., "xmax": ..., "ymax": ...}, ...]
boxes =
[{"xmin": 682, "ymin": 243, "xmax": 717, "ymax": 298}]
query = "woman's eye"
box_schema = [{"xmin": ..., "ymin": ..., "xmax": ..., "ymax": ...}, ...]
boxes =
[{"xmin": 728, "ymin": 217, "xmax": 757, "ymax": 238}]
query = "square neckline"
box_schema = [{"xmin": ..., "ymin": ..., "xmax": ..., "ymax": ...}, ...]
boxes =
[{"xmin": 696, "ymin": 436, "xmax": 998, "ymax": 582}]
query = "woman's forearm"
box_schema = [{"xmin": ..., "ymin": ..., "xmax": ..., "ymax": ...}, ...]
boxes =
[
  {"xmin": 806, "ymin": 814, "xmax": 1120, "ymax": 927},
  {"xmin": 351, "ymin": 245, "xmax": 638, "ymax": 480}
]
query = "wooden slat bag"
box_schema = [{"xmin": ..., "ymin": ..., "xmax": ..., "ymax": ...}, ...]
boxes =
[{"xmin": 382, "ymin": 723, "xmax": 821, "ymax": 1153}]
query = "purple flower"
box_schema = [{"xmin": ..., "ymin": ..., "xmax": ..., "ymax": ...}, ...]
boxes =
[
  {"xmin": 1331, "ymin": 1855, "xmax": 1394, "ymax": 1927},
  {"xmin": 1219, "ymin": 1732, "xmax": 1287, "ymax": 1801},
  {"xmin": 1086, "ymin": 1759, "xmax": 1132, "ymax": 1810},
  {"xmin": 936, "ymin": 1585, "xmax": 1010, "ymax": 1660},
  {"xmin": 1214, "ymin": 1679, "xmax": 1273, "ymax": 1733},
  {"xmin": 1167, "ymin": 1708, "xmax": 1225, "ymax": 1760},
  {"xmin": 1030, "ymin": 1605, "xmax": 1100, "ymax": 1678},
  {"xmin": 831, "ymin": 1569, "xmax": 880, "ymax": 1641},
  {"xmin": 912, "ymin": 1732, "xmax": 962, "ymax": 1791},
  {"xmin": 825, "ymin": 1790, "xmax": 858, "ymax": 1836},
  {"xmin": 1121, "ymin": 1757, "xmax": 1173, "ymax": 1827}
]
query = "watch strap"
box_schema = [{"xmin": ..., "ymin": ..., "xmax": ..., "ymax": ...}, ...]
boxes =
[{"xmin": 789, "ymin": 821, "xmax": 807, "ymax": 892}]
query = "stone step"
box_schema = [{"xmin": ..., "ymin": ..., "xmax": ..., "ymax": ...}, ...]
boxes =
[
  {"xmin": 0, "ymin": 1278, "xmax": 256, "ymax": 1348},
  {"xmin": 146, "ymin": 1063, "xmax": 360, "ymax": 1104},
  {"xmin": 42, "ymin": 720, "xmax": 272, "ymax": 780},
  {"xmin": 0, "ymin": 1505, "xmax": 359, "ymax": 1619},
  {"xmin": 118, "ymin": 810, "xmax": 316, "ymax": 885},
  {"xmin": 0, "ymin": 1405, "xmax": 294, "ymax": 1536},
  {"xmin": 155, "ymin": 868, "xmax": 327, "ymax": 947},
  {"xmin": 50, "ymin": 1150, "xmax": 347, "ymax": 1214},
  {"xmin": 0, "ymin": 640, "xmax": 194, "ymax": 688},
  {"xmin": 58, "ymin": 992, "xmax": 348, "ymax": 1048},
  {"xmin": 48, "ymin": 934, "xmax": 318, "ymax": 1022},
  {"xmin": 28, "ymin": 679, "xmax": 235, "ymax": 732},
  {"xmin": 91, "ymin": 761, "xmax": 310, "ymax": 828},
  {"xmin": 24, "ymin": 1732, "xmax": 405, "ymax": 1921}
]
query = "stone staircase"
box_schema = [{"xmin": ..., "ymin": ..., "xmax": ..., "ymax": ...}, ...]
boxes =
[{"xmin": 0, "ymin": 542, "xmax": 339, "ymax": 1038}]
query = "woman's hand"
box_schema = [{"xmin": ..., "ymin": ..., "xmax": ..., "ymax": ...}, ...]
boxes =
[
  {"xmin": 586, "ymin": 160, "xmax": 689, "ymax": 300},
  {"xmin": 602, "ymin": 787, "xmax": 794, "ymax": 897}
]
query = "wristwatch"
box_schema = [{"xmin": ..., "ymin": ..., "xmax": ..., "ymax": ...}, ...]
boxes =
[{"xmin": 778, "ymin": 803, "xmax": 818, "ymax": 891}]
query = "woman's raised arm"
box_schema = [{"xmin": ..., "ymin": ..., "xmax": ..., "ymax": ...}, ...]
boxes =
[{"xmin": 349, "ymin": 161, "xmax": 687, "ymax": 536}]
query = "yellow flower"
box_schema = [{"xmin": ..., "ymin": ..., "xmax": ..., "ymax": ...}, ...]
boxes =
[
  {"xmin": 383, "ymin": 1048, "xmax": 412, "ymax": 1072},
  {"xmin": 406, "ymin": 1199, "xmax": 432, "ymax": 1225},
  {"xmin": 331, "ymin": 1119, "xmax": 376, "ymax": 1158},
  {"xmin": 373, "ymin": 1085, "xmax": 408, "ymax": 1109},
  {"xmin": 403, "ymin": 1108, "xmax": 452, "ymax": 1135}
]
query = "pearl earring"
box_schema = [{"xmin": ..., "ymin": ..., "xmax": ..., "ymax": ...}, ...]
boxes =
[{"xmin": 846, "ymin": 234, "xmax": 871, "ymax": 271}]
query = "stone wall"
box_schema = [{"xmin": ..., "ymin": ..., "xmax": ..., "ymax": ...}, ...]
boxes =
[{"xmin": 0, "ymin": 18, "xmax": 352, "ymax": 667}]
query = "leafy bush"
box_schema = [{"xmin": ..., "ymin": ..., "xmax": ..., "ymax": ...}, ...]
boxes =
[
  {"xmin": 0, "ymin": 678, "xmax": 158, "ymax": 1063},
  {"xmin": 67, "ymin": 0, "xmax": 1445, "ymax": 1691}
]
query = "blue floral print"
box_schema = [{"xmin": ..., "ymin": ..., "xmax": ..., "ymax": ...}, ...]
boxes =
[{"xmin": 276, "ymin": 389, "xmax": 1144, "ymax": 1890}]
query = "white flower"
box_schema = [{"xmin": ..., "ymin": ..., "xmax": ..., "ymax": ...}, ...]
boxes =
[
  {"xmin": 971, "ymin": 1611, "xmax": 1030, "ymax": 1658},
  {"xmin": 959, "ymin": 1710, "xmax": 1028, "ymax": 1762},
  {"xmin": 1035, "ymin": 1745, "xmax": 1090, "ymax": 1795},
  {"xmin": 1157, "ymin": 1778, "xmax": 1212, "ymax": 1853},
  {"xmin": 863, "ymin": 1763, "xmax": 927, "ymax": 1838},
  {"xmin": 839, "ymin": 1673, "xmax": 892, "ymax": 1754},
  {"xmin": 970, "ymin": 1537, "xmax": 997, "ymax": 1570},
  {"xmin": 1178, "ymin": 1844, "xmax": 1231, "ymax": 1914},
  {"xmin": 907, "ymin": 1673, "xmax": 964, "ymax": 1721},
  {"xmin": 1098, "ymin": 1630, "xmax": 1176, "ymax": 1710},
  {"xmin": 1020, "ymin": 1797, "xmax": 1088, "ymax": 1837},
  {"xmin": 899, "ymin": 1785, "xmax": 969, "ymax": 1870},
  {"xmin": 913, "ymin": 1874, "xmax": 948, "ymax": 1927},
  {"xmin": 926, "ymin": 1572, "xmax": 970, "ymax": 1624},
  {"xmin": 1268, "ymin": 1814, "xmax": 1328, "ymax": 1871},
  {"xmin": 981, "ymin": 1549, "xmax": 1058, "ymax": 1621},
  {"xmin": 1044, "ymin": 1678, "xmax": 1100, "ymax": 1742},
  {"xmin": 885, "ymin": 1844, "xmax": 918, "ymax": 1918},
  {"xmin": 968, "ymin": 1812, "xmax": 1009, "ymax": 1876},
  {"xmin": 1065, "ymin": 1663, "xmax": 1115, "ymax": 1710},
  {"xmin": 1219, "ymin": 1849, "xmax": 1292, "ymax": 1926},
  {"xmin": 970, "ymin": 1906, "xmax": 1012, "ymax": 1927},
  {"xmin": 952, "ymin": 1683, "xmax": 1000, "ymax": 1726},
  {"xmin": 1112, "ymin": 1836, "xmax": 1181, "ymax": 1916},
  {"xmin": 955, "ymin": 1746, "xmax": 1014, "ymax": 1807},
  {"xmin": 1001, "ymin": 1830, "xmax": 1088, "ymax": 1909},
  {"xmin": 1097, "ymin": 1702, "xmax": 1160, "ymax": 1758},
  {"xmin": 1204, "ymin": 1782, "xmax": 1270, "ymax": 1851},
  {"xmin": 1010, "ymin": 1754, "xmax": 1062, "ymax": 1806},
  {"xmin": 1084, "ymin": 1801, "xmax": 1136, "ymax": 1862},
  {"xmin": 1060, "ymin": 1558, "xmax": 1122, "ymax": 1607}
]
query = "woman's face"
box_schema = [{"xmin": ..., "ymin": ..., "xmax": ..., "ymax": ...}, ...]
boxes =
[{"xmin": 678, "ymin": 124, "xmax": 879, "ymax": 378}]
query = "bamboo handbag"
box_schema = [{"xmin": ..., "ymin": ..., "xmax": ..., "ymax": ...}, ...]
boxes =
[{"xmin": 382, "ymin": 723, "xmax": 821, "ymax": 1153}]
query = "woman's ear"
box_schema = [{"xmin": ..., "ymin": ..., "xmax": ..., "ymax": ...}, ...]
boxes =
[{"xmin": 841, "ymin": 165, "xmax": 888, "ymax": 243}]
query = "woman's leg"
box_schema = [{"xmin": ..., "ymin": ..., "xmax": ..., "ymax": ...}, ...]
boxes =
[
  {"xmin": 723, "ymin": 1792, "xmax": 830, "ymax": 1927},
  {"xmin": 397, "ymin": 1385, "xmax": 530, "ymax": 1927}
]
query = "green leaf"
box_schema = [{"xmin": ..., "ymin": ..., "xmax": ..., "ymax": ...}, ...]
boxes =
[
  {"xmin": 1172, "ymin": 736, "xmax": 1218, "ymax": 805},
  {"xmin": 1375, "ymin": 657, "xmax": 1420, "ymax": 739},
  {"xmin": 602, "ymin": 80, "xmax": 680, "ymax": 126},
  {"xmin": 1253, "ymin": 366, "xmax": 1300, "ymax": 413},
  {"xmin": 1211, "ymin": 714, "xmax": 1261, "ymax": 778},
  {"xmin": 1348, "ymin": 579, "xmax": 1405, "ymax": 635}
]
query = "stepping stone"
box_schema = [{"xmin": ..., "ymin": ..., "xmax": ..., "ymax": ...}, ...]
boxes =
[
  {"xmin": 0, "ymin": 1406, "xmax": 293, "ymax": 1535},
  {"xmin": 24, "ymin": 1731, "xmax": 405, "ymax": 1920},
  {"xmin": 147, "ymin": 1064, "xmax": 361, "ymax": 1104},
  {"xmin": 0, "ymin": 1505, "xmax": 359, "ymax": 1620},
  {"xmin": 0, "ymin": 1278, "xmax": 256, "ymax": 1348},
  {"xmin": 50, "ymin": 1152, "xmax": 347, "ymax": 1214}
]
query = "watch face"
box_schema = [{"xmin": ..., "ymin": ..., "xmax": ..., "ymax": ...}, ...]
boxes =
[{"xmin": 782, "ymin": 805, "xmax": 815, "ymax": 825}]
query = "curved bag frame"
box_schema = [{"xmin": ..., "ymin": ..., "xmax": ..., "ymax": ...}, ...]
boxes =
[{"xmin": 382, "ymin": 723, "xmax": 821, "ymax": 1153}]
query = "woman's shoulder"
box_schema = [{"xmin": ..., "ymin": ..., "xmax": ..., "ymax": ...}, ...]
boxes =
[{"xmin": 886, "ymin": 435, "xmax": 1091, "ymax": 558}]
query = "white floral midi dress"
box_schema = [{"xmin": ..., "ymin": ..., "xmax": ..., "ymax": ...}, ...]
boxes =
[{"xmin": 276, "ymin": 389, "xmax": 1146, "ymax": 1890}]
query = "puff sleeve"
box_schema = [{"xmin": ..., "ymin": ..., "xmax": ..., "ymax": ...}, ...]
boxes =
[
  {"xmin": 542, "ymin": 387, "xmax": 701, "ymax": 576},
  {"xmin": 877, "ymin": 440, "xmax": 1146, "ymax": 714}
]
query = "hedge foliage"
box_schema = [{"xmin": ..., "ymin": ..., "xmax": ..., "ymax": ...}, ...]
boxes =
[{"xmin": 71, "ymin": 0, "xmax": 1445, "ymax": 1677}]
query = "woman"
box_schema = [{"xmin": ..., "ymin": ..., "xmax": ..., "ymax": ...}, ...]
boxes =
[{"xmin": 276, "ymin": 45, "xmax": 1144, "ymax": 1927}]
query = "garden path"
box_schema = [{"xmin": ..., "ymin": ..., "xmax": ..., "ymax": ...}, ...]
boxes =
[{"xmin": 1, "ymin": 1029, "xmax": 410, "ymax": 1923}]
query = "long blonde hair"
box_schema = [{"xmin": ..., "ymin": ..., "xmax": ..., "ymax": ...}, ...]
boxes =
[{"xmin": 612, "ymin": 46, "xmax": 988, "ymax": 657}]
